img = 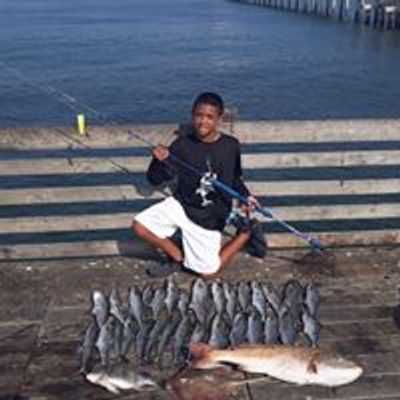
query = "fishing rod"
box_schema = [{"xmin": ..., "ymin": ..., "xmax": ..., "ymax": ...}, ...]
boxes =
[{"xmin": 0, "ymin": 61, "xmax": 323, "ymax": 252}]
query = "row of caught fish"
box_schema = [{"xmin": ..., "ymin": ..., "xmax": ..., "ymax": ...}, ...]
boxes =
[{"xmin": 80, "ymin": 278, "xmax": 321, "ymax": 373}]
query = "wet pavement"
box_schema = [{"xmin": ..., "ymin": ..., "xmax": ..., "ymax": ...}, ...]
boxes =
[{"xmin": 1, "ymin": 246, "xmax": 400, "ymax": 400}]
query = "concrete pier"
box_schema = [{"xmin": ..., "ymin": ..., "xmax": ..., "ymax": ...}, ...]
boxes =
[
  {"xmin": 1, "ymin": 119, "xmax": 400, "ymax": 399},
  {"xmin": 0, "ymin": 118, "xmax": 399, "ymax": 261},
  {"xmin": 233, "ymin": 0, "xmax": 400, "ymax": 29}
]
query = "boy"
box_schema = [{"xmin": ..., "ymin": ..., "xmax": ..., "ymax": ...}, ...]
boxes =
[{"xmin": 132, "ymin": 92, "xmax": 261, "ymax": 278}]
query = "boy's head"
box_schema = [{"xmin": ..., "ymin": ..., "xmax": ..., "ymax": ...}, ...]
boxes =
[{"xmin": 192, "ymin": 92, "xmax": 224, "ymax": 141}]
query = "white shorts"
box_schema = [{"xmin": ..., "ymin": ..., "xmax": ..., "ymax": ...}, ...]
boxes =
[{"xmin": 134, "ymin": 196, "xmax": 221, "ymax": 275}]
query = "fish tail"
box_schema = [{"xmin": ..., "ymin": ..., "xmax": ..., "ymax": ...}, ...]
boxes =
[{"xmin": 189, "ymin": 342, "xmax": 215, "ymax": 368}]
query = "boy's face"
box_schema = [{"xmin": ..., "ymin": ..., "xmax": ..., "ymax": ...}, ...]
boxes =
[{"xmin": 192, "ymin": 103, "xmax": 222, "ymax": 141}]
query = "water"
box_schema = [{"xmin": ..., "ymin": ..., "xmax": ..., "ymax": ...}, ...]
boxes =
[{"xmin": 0, "ymin": 0, "xmax": 399, "ymax": 127}]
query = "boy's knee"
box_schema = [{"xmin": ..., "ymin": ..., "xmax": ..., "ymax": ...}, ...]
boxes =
[{"xmin": 132, "ymin": 220, "xmax": 145, "ymax": 237}]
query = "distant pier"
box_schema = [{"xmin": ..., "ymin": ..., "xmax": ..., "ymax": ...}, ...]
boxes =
[{"xmin": 232, "ymin": 0, "xmax": 400, "ymax": 29}]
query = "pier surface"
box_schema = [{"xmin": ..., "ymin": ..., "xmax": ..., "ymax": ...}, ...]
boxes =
[{"xmin": 1, "ymin": 247, "xmax": 400, "ymax": 399}]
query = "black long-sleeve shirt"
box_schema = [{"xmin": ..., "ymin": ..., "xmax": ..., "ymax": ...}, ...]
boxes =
[{"xmin": 147, "ymin": 132, "xmax": 250, "ymax": 231}]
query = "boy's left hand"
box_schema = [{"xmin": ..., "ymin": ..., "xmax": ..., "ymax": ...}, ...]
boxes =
[{"xmin": 241, "ymin": 195, "xmax": 260, "ymax": 216}]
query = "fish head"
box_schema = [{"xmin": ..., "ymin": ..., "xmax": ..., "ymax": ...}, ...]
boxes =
[
  {"xmin": 86, "ymin": 371, "xmax": 120, "ymax": 394},
  {"xmin": 315, "ymin": 353, "xmax": 363, "ymax": 386}
]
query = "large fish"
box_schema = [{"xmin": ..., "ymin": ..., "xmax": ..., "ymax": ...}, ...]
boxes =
[
  {"xmin": 86, "ymin": 362, "xmax": 158, "ymax": 394},
  {"xmin": 189, "ymin": 343, "xmax": 363, "ymax": 387}
]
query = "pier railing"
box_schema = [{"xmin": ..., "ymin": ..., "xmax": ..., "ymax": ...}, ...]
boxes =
[
  {"xmin": 232, "ymin": 0, "xmax": 400, "ymax": 29},
  {"xmin": 0, "ymin": 119, "xmax": 399, "ymax": 260}
]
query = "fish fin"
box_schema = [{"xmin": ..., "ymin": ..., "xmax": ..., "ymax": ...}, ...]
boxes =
[
  {"xmin": 307, "ymin": 360, "xmax": 318, "ymax": 374},
  {"xmin": 219, "ymin": 361, "xmax": 242, "ymax": 371},
  {"xmin": 189, "ymin": 342, "xmax": 212, "ymax": 359}
]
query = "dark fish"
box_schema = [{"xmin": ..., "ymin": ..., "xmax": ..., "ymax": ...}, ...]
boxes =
[
  {"xmin": 279, "ymin": 305, "xmax": 296, "ymax": 345},
  {"xmin": 96, "ymin": 316, "xmax": 115, "ymax": 366},
  {"xmin": 251, "ymin": 281, "xmax": 268, "ymax": 320},
  {"xmin": 229, "ymin": 312, "xmax": 248, "ymax": 346},
  {"xmin": 142, "ymin": 285, "xmax": 154, "ymax": 307},
  {"xmin": 151, "ymin": 286, "xmax": 166, "ymax": 319},
  {"xmin": 211, "ymin": 281, "xmax": 226, "ymax": 315},
  {"xmin": 165, "ymin": 277, "xmax": 180, "ymax": 314},
  {"xmin": 112, "ymin": 319, "xmax": 124, "ymax": 359},
  {"xmin": 190, "ymin": 319, "xmax": 209, "ymax": 345},
  {"xmin": 144, "ymin": 305, "xmax": 170, "ymax": 361},
  {"xmin": 261, "ymin": 281, "xmax": 281, "ymax": 313},
  {"xmin": 282, "ymin": 280, "xmax": 304, "ymax": 331},
  {"xmin": 264, "ymin": 309, "xmax": 280, "ymax": 344},
  {"xmin": 304, "ymin": 283, "xmax": 320, "ymax": 318},
  {"xmin": 302, "ymin": 308, "xmax": 321, "ymax": 347},
  {"xmin": 173, "ymin": 309, "xmax": 196, "ymax": 364},
  {"xmin": 247, "ymin": 307, "xmax": 264, "ymax": 345},
  {"xmin": 109, "ymin": 288, "xmax": 126, "ymax": 326},
  {"xmin": 238, "ymin": 282, "xmax": 251, "ymax": 312},
  {"xmin": 92, "ymin": 290, "xmax": 109, "ymax": 327},
  {"xmin": 156, "ymin": 309, "xmax": 181, "ymax": 364},
  {"xmin": 223, "ymin": 282, "xmax": 238, "ymax": 323},
  {"xmin": 190, "ymin": 279, "xmax": 209, "ymax": 325},
  {"xmin": 136, "ymin": 317, "xmax": 155, "ymax": 361},
  {"xmin": 129, "ymin": 286, "xmax": 144, "ymax": 326},
  {"xmin": 208, "ymin": 313, "xmax": 230, "ymax": 349},
  {"xmin": 79, "ymin": 320, "xmax": 99, "ymax": 374},
  {"xmin": 120, "ymin": 315, "xmax": 138, "ymax": 358},
  {"xmin": 177, "ymin": 289, "xmax": 190, "ymax": 317}
]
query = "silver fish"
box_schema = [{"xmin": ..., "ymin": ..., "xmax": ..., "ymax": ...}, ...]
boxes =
[
  {"xmin": 279, "ymin": 305, "xmax": 296, "ymax": 345},
  {"xmin": 86, "ymin": 362, "xmax": 158, "ymax": 394},
  {"xmin": 156, "ymin": 309, "xmax": 181, "ymax": 364},
  {"xmin": 165, "ymin": 277, "xmax": 180, "ymax": 314},
  {"xmin": 302, "ymin": 308, "xmax": 321, "ymax": 347},
  {"xmin": 229, "ymin": 312, "xmax": 248, "ymax": 346},
  {"xmin": 144, "ymin": 305, "xmax": 170, "ymax": 361},
  {"xmin": 142, "ymin": 284, "xmax": 154, "ymax": 307},
  {"xmin": 264, "ymin": 309, "xmax": 280, "ymax": 344},
  {"xmin": 120, "ymin": 315, "xmax": 138, "ymax": 357},
  {"xmin": 211, "ymin": 281, "xmax": 226, "ymax": 315},
  {"xmin": 177, "ymin": 289, "xmax": 190, "ymax": 317},
  {"xmin": 238, "ymin": 282, "xmax": 251, "ymax": 312},
  {"xmin": 174, "ymin": 309, "xmax": 196, "ymax": 364},
  {"xmin": 190, "ymin": 319, "xmax": 209, "ymax": 345},
  {"xmin": 79, "ymin": 320, "xmax": 99, "ymax": 374},
  {"xmin": 151, "ymin": 286, "xmax": 167, "ymax": 319},
  {"xmin": 92, "ymin": 290, "xmax": 109, "ymax": 327},
  {"xmin": 223, "ymin": 282, "xmax": 238, "ymax": 323},
  {"xmin": 109, "ymin": 288, "xmax": 126, "ymax": 326},
  {"xmin": 209, "ymin": 313, "xmax": 230, "ymax": 349},
  {"xmin": 112, "ymin": 319, "xmax": 124, "ymax": 358},
  {"xmin": 129, "ymin": 286, "xmax": 144, "ymax": 325},
  {"xmin": 136, "ymin": 317, "xmax": 155, "ymax": 361},
  {"xmin": 304, "ymin": 283, "xmax": 320, "ymax": 318},
  {"xmin": 281, "ymin": 280, "xmax": 304, "ymax": 331},
  {"xmin": 251, "ymin": 281, "xmax": 268, "ymax": 320},
  {"xmin": 262, "ymin": 281, "xmax": 281, "ymax": 313},
  {"xmin": 247, "ymin": 307, "xmax": 264, "ymax": 345},
  {"xmin": 190, "ymin": 279, "xmax": 209, "ymax": 325},
  {"xmin": 96, "ymin": 316, "xmax": 115, "ymax": 366}
]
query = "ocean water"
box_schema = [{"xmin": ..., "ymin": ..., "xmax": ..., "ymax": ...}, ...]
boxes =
[{"xmin": 0, "ymin": 0, "xmax": 399, "ymax": 127}]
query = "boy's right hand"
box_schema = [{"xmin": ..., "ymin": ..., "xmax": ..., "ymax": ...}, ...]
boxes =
[{"xmin": 152, "ymin": 145, "xmax": 169, "ymax": 162}]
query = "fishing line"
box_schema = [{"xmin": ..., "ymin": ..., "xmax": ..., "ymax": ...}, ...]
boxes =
[{"xmin": 0, "ymin": 61, "xmax": 323, "ymax": 251}]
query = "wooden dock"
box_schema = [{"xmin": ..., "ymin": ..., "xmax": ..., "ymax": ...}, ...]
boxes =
[
  {"xmin": 0, "ymin": 119, "xmax": 399, "ymax": 261},
  {"xmin": 232, "ymin": 0, "xmax": 400, "ymax": 29},
  {"xmin": 1, "ymin": 247, "xmax": 400, "ymax": 399}
]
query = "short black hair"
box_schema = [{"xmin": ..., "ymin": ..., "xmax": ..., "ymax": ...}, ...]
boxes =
[{"xmin": 192, "ymin": 92, "xmax": 224, "ymax": 116}]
